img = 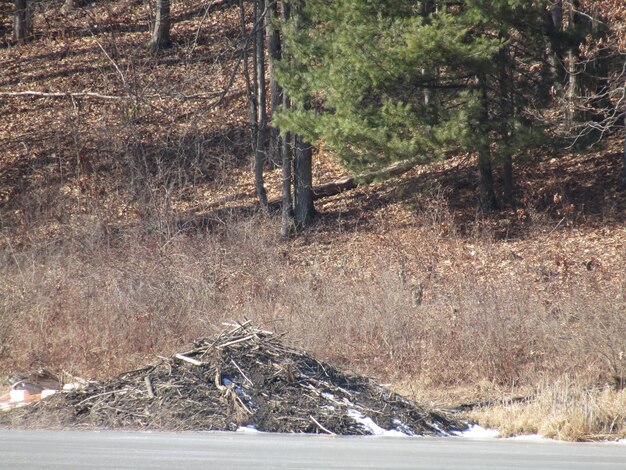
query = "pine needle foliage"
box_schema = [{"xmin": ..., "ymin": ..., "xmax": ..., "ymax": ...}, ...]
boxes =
[{"xmin": 275, "ymin": 0, "xmax": 550, "ymax": 176}]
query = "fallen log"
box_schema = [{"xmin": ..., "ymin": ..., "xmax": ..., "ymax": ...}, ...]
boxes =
[{"xmin": 312, "ymin": 160, "xmax": 415, "ymax": 200}]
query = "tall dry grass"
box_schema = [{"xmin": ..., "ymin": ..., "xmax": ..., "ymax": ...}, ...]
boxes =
[
  {"xmin": 1, "ymin": 208, "xmax": 623, "ymax": 391},
  {"xmin": 468, "ymin": 380, "xmax": 626, "ymax": 441}
]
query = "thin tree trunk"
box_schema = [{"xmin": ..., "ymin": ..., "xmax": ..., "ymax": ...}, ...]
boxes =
[
  {"xmin": 541, "ymin": 1, "xmax": 564, "ymax": 99},
  {"xmin": 281, "ymin": 129, "xmax": 294, "ymax": 236},
  {"xmin": 254, "ymin": 0, "xmax": 268, "ymax": 208},
  {"xmin": 419, "ymin": 1, "xmax": 437, "ymax": 116},
  {"xmin": 498, "ymin": 43, "xmax": 513, "ymax": 206},
  {"xmin": 621, "ymin": 106, "xmax": 626, "ymax": 191},
  {"xmin": 240, "ymin": 0, "xmax": 256, "ymax": 140},
  {"xmin": 420, "ymin": 2, "xmax": 430, "ymax": 106},
  {"xmin": 63, "ymin": 0, "xmax": 79, "ymax": 11},
  {"xmin": 14, "ymin": 0, "xmax": 30, "ymax": 44},
  {"xmin": 291, "ymin": 0, "xmax": 314, "ymax": 228},
  {"xmin": 280, "ymin": 1, "xmax": 294, "ymax": 236},
  {"xmin": 266, "ymin": 0, "xmax": 282, "ymax": 169},
  {"xmin": 589, "ymin": 8, "xmax": 611, "ymax": 124},
  {"xmin": 477, "ymin": 75, "xmax": 498, "ymax": 211},
  {"xmin": 149, "ymin": 0, "xmax": 171, "ymax": 53},
  {"xmin": 565, "ymin": 2, "xmax": 580, "ymax": 129}
]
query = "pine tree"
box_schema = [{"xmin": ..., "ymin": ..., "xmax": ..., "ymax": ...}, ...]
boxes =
[{"xmin": 275, "ymin": 0, "xmax": 550, "ymax": 209}]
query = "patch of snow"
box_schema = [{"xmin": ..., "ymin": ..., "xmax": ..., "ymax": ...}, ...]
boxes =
[
  {"xmin": 428, "ymin": 420, "xmax": 450, "ymax": 436},
  {"xmin": 62, "ymin": 382, "xmax": 83, "ymax": 391},
  {"xmin": 392, "ymin": 418, "xmax": 414, "ymax": 436},
  {"xmin": 454, "ymin": 424, "xmax": 500, "ymax": 439},
  {"xmin": 41, "ymin": 389, "xmax": 57, "ymax": 399},
  {"xmin": 236, "ymin": 425, "xmax": 261, "ymax": 434},
  {"xmin": 347, "ymin": 409, "xmax": 408, "ymax": 437},
  {"xmin": 321, "ymin": 392, "xmax": 335, "ymax": 400}
]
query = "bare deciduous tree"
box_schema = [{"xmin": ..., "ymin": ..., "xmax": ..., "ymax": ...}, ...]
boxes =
[
  {"xmin": 149, "ymin": 0, "xmax": 171, "ymax": 53},
  {"xmin": 13, "ymin": 0, "xmax": 30, "ymax": 44},
  {"xmin": 253, "ymin": 0, "xmax": 268, "ymax": 208}
]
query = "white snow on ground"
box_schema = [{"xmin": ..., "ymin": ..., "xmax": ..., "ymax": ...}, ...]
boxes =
[
  {"xmin": 236, "ymin": 425, "xmax": 261, "ymax": 434},
  {"xmin": 454, "ymin": 424, "xmax": 500, "ymax": 439},
  {"xmin": 347, "ymin": 409, "xmax": 408, "ymax": 437},
  {"xmin": 392, "ymin": 418, "xmax": 415, "ymax": 436},
  {"xmin": 62, "ymin": 382, "xmax": 86, "ymax": 391},
  {"xmin": 427, "ymin": 420, "xmax": 449, "ymax": 436}
]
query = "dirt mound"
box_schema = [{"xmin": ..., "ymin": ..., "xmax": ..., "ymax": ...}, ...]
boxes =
[{"xmin": 0, "ymin": 322, "xmax": 462, "ymax": 435}]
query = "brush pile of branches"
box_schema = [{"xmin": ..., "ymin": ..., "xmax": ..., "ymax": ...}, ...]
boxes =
[{"xmin": 0, "ymin": 322, "xmax": 462, "ymax": 435}]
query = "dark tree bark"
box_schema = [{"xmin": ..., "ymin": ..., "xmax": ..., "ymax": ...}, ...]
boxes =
[
  {"xmin": 149, "ymin": 0, "xmax": 171, "ymax": 53},
  {"xmin": 240, "ymin": 0, "xmax": 257, "ymax": 139},
  {"xmin": 541, "ymin": 0, "xmax": 565, "ymax": 99},
  {"xmin": 13, "ymin": 0, "xmax": 30, "ymax": 44},
  {"xmin": 266, "ymin": 0, "xmax": 282, "ymax": 168},
  {"xmin": 477, "ymin": 75, "xmax": 499, "ymax": 211},
  {"xmin": 254, "ymin": 0, "xmax": 268, "ymax": 208},
  {"xmin": 551, "ymin": 0, "xmax": 563, "ymax": 30},
  {"xmin": 294, "ymin": 135, "xmax": 315, "ymax": 229},
  {"xmin": 280, "ymin": 1, "xmax": 294, "ymax": 236},
  {"xmin": 281, "ymin": 129, "xmax": 294, "ymax": 236},
  {"xmin": 619, "ymin": 106, "xmax": 626, "ymax": 191},
  {"xmin": 498, "ymin": 43, "xmax": 513, "ymax": 206},
  {"xmin": 565, "ymin": 1, "xmax": 593, "ymax": 130},
  {"xmin": 291, "ymin": 0, "xmax": 315, "ymax": 228}
]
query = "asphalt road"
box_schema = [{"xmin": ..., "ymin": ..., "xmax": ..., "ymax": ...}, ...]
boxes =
[{"xmin": 0, "ymin": 430, "xmax": 625, "ymax": 469}]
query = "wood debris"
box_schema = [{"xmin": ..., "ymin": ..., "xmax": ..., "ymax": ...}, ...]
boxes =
[{"xmin": 0, "ymin": 322, "xmax": 461, "ymax": 435}]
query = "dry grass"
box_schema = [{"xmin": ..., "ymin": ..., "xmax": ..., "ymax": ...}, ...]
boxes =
[
  {"xmin": 1, "ymin": 209, "xmax": 623, "ymax": 388},
  {"xmin": 468, "ymin": 381, "xmax": 626, "ymax": 441}
]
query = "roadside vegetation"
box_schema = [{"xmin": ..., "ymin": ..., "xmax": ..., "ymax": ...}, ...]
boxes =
[{"xmin": 0, "ymin": 0, "xmax": 624, "ymax": 440}]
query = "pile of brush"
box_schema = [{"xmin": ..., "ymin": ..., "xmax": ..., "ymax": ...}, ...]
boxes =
[{"xmin": 0, "ymin": 321, "xmax": 462, "ymax": 435}]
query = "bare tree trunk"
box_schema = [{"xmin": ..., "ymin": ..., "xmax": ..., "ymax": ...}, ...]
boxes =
[
  {"xmin": 281, "ymin": 129, "xmax": 294, "ymax": 236},
  {"xmin": 498, "ymin": 43, "xmax": 513, "ymax": 206},
  {"xmin": 477, "ymin": 75, "xmax": 499, "ymax": 211},
  {"xmin": 149, "ymin": 0, "xmax": 171, "ymax": 53},
  {"xmin": 266, "ymin": 0, "xmax": 282, "ymax": 169},
  {"xmin": 254, "ymin": 0, "xmax": 268, "ymax": 208},
  {"xmin": 419, "ymin": 1, "xmax": 437, "ymax": 116},
  {"xmin": 240, "ymin": 0, "xmax": 256, "ymax": 139},
  {"xmin": 294, "ymin": 135, "xmax": 314, "ymax": 229},
  {"xmin": 541, "ymin": 0, "xmax": 564, "ymax": 99},
  {"xmin": 13, "ymin": 0, "xmax": 30, "ymax": 44},
  {"xmin": 291, "ymin": 0, "xmax": 314, "ymax": 228},
  {"xmin": 621, "ymin": 106, "xmax": 626, "ymax": 191},
  {"xmin": 280, "ymin": 1, "xmax": 294, "ymax": 236},
  {"xmin": 63, "ymin": 0, "xmax": 79, "ymax": 11},
  {"xmin": 565, "ymin": 1, "xmax": 583, "ymax": 130}
]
